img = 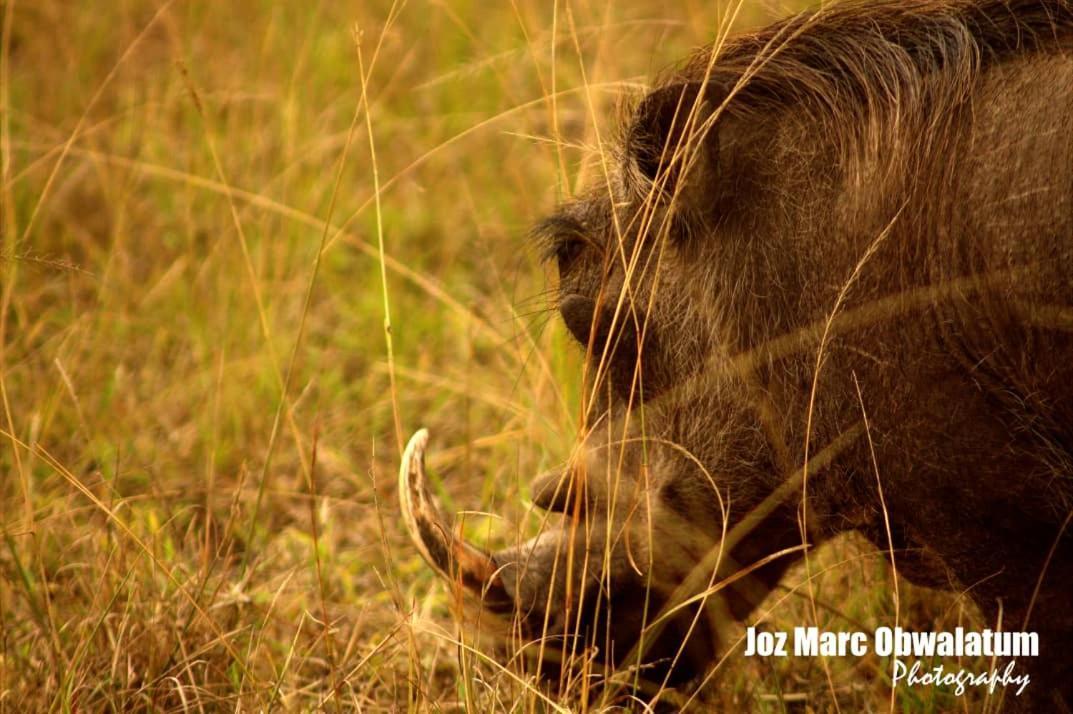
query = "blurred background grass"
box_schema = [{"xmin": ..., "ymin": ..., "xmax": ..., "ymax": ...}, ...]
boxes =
[{"xmin": 0, "ymin": 1, "xmax": 990, "ymax": 710}]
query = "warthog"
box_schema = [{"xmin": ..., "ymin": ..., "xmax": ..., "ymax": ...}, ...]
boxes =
[{"xmin": 401, "ymin": 0, "xmax": 1073, "ymax": 708}]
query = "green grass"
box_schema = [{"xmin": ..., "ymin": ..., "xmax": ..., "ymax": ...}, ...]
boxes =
[{"xmin": 0, "ymin": 1, "xmax": 996, "ymax": 710}]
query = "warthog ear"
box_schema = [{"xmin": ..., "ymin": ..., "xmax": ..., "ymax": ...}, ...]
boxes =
[
  {"xmin": 629, "ymin": 80, "xmax": 767, "ymax": 230},
  {"xmin": 628, "ymin": 81, "xmax": 720, "ymax": 196}
]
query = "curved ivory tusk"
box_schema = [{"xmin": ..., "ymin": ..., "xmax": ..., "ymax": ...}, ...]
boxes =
[
  {"xmin": 398, "ymin": 429, "xmax": 509, "ymax": 603},
  {"xmin": 399, "ymin": 429, "xmax": 449, "ymax": 577}
]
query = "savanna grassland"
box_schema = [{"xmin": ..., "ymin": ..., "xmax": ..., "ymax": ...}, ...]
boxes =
[{"xmin": 1, "ymin": 1, "xmax": 995, "ymax": 711}]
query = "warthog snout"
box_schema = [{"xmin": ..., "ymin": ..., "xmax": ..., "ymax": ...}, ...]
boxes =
[{"xmin": 399, "ymin": 428, "xmax": 721, "ymax": 685}]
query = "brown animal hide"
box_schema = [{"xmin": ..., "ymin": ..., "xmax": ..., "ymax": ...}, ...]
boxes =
[{"xmin": 402, "ymin": 1, "xmax": 1073, "ymax": 709}]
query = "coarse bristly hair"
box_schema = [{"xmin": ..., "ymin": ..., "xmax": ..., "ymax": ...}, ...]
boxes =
[{"xmin": 673, "ymin": 0, "xmax": 1073, "ymax": 121}]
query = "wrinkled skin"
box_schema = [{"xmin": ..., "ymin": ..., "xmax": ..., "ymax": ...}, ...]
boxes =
[{"xmin": 402, "ymin": 1, "xmax": 1073, "ymax": 708}]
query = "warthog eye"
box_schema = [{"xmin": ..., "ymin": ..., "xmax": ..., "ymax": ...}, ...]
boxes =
[
  {"xmin": 555, "ymin": 237, "xmax": 585, "ymax": 274},
  {"xmin": 534, "ymin": 212, "xmax": 591, "ymax": 275}
]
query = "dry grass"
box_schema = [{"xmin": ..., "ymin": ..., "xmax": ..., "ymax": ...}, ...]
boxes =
[{"xmin": 0, "ymin": 1, "xmax": 994, "ymax": 711}]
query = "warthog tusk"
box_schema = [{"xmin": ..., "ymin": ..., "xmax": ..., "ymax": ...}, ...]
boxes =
[{"xmin": 398, "ymin": 429, "xmax": 511, "ymax": 608}]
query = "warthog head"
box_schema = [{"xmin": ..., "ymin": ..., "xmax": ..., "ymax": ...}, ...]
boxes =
[{"xmin": 395, "ymin": 17, "xmax": 887, "ymax": 680}]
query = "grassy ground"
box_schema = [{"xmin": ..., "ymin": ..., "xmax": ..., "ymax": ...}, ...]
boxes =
[{"xmin": 1, "ymin": 1, "xmax": 995, "ymax": 711}]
